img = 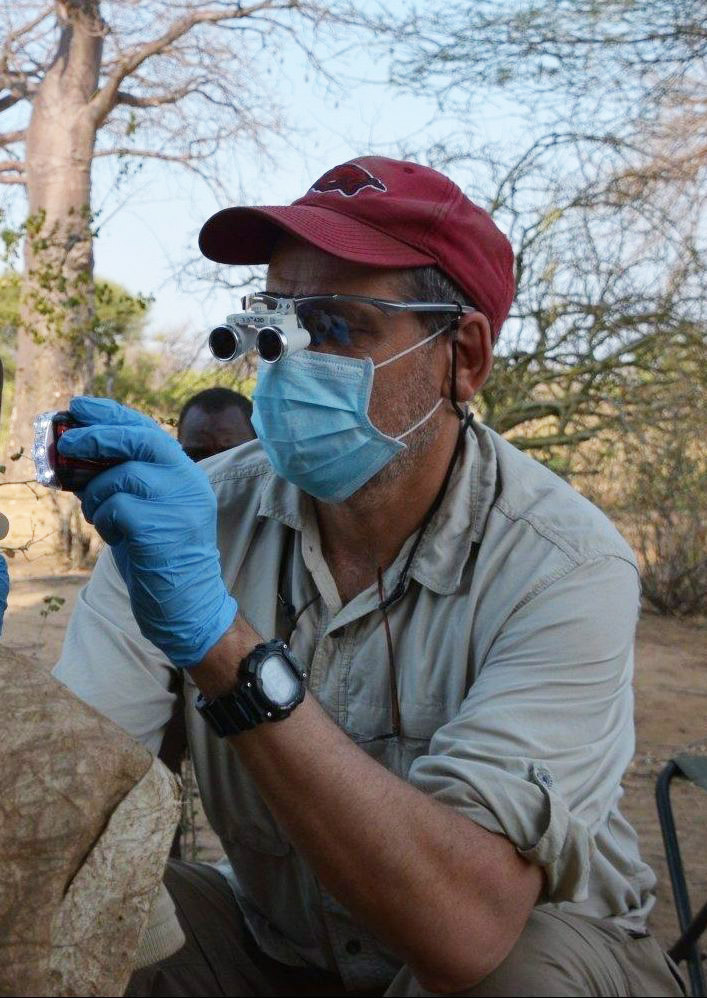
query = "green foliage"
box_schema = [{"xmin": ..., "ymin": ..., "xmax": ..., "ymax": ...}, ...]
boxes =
[
  {"xmin": 0, "ymin": 264, "xmax": 252, "ymax": 434},
  {"xmin": 92, "ymin": 280, "xmax": 152, "ymax": 359},
  {"xmin": 0, "ymin": 270, "xmax": 152, "ymax": 449},
  {"xmin": 0, "ymin": 272, "xmax": 21, "ymax": 355},
  {"xmin": 92, "ymin": 347, "xmax": 255, "ymax": 425},
  {"xmin": 17, "ymin": 207, "xmax": 154, "ymax": 365},
  {"xmin": 0, "ymin": 270, "xmax": 150, "ymax": 350}
]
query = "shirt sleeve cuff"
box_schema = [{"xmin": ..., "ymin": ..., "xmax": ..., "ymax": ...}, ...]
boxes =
[
  {"xmin": 515, "ymin": 764, "xmax": 595, "ymax": 902},
  {"xmin": 411, "ymin": 759, "xmax": 595, "ymax": 904}
]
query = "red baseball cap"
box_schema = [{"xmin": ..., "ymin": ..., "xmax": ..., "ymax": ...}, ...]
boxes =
[{"xmin": 199, "ymin": 156, "xmax": 515, "ymax": 338}]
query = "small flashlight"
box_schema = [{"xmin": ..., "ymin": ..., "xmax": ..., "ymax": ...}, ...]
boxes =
[{"xmin": 32, "ymin": 411, "xmax": 122, "ymax": 492}]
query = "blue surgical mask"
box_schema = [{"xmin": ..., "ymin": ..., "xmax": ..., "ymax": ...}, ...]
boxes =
[{"xmin": 252, "ymin": 328, "xmax": 446, "ymax": 502}]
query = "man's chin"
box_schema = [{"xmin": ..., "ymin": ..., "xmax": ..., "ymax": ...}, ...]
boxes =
[{"xmin": 307, "ymin": 449, "xmax": 416, "ymax": 511}]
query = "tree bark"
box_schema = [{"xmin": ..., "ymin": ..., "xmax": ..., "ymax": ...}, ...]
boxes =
[{"xmin": 6, "ymin": 2, "xmax": 104, "ymax": 475}]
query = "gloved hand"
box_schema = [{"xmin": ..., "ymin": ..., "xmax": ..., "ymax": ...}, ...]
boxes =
[
  {"xmin": 0, "ymin": 555, "xmax": 8, "ymax": 637},
  {"xmin": 58, "ymin": 397, "xmax": 237, "ymax": 667}
]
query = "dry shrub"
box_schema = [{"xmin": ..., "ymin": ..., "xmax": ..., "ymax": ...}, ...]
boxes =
[
  {"xmin": 626, "ymin": 433, "xmax": 706, "ymax": 616},
  {"xmin": 578, "ymin": 420, "xmax": 706, "ymax": 617}
]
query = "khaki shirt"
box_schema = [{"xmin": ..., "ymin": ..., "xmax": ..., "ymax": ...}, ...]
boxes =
[{"xmin": 54, "ymin": 420, "xmax": 656, "ymax": 992}]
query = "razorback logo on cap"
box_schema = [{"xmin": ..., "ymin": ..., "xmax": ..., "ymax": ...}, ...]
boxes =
[{"xmin": 309, "ymin": 162, "xmax": 387, "ymax": 198}]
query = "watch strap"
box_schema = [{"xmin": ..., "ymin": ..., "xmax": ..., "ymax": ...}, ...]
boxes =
[
  {"xmin": 196, "ymin": 639, "xmax": 306, "ymax": 738},
  {"xmin": 195, "ymin": 685, "xmax": 261, "ymax": 737}
]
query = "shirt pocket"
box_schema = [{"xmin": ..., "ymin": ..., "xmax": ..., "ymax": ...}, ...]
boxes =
[{"xmin": 346, "ymin": 700, "xmax": 449, "ymax": 781}]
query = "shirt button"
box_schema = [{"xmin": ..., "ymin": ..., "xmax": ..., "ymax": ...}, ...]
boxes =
[
  {"xmin": 345, "ymin": 938, "xmax": 361, "ymax": 955},
  {"xmin": 534, "ymin": 766, "xmax": 553, "ymax": 788}
]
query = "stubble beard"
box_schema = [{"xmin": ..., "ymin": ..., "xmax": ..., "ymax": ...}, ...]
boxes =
[{"xmin": 341, "ymin": 342, "xmax": 446, "ymax": 510}]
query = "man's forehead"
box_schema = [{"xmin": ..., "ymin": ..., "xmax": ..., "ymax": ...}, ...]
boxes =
[{"xmin": 267, "ymin": 236, "xmax": 407, "ymax": 298}]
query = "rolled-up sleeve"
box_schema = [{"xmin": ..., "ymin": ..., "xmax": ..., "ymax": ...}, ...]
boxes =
[
  {"xmin": 409, "ymin": 556, "xmax": 640, "ymax": 903},
  {"xmin": 53, "ymin": 546, "xmax": 176, "ymax": 754}
]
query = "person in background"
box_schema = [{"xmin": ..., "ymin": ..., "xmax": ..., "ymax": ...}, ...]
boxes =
[{"xmin": 177, "ymin": 387, "xmax": 254, "ymax": 462}]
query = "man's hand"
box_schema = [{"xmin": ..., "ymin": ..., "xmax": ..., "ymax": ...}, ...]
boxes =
[{"xmin": 58, "ymin": 397, "xmax": 237, "ymax": 668}]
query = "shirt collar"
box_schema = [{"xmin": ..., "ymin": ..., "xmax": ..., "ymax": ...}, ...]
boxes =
[
  {"xmin": 257, "ymin": 467, "xmax": 309, "ymax": 532},
  {"xmin": 409, "ymin": 420, "xmax": 498, "ymax": 595},
  {"xmin": 256, "ymin": 419, "xmax": 498, "ymax": 598}
]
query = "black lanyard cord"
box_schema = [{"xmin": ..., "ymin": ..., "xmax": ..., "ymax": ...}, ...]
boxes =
[{"xmin": 377, "ymin": 410, "xmax": 472, "ymax": 613}]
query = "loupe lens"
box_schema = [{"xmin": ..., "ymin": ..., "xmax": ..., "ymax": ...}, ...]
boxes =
[
  {"xmin": 257, "ymin": 326, "xmax": 285, "ymax": 363},
  {"xmin": 209, "ymin": 325, "xmax": 239, "ymax": 361}
]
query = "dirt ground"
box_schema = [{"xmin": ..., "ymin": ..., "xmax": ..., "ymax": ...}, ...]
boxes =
[{"xmin": 2, "ymin": 484, "xmax": 705, "ymax": 959}]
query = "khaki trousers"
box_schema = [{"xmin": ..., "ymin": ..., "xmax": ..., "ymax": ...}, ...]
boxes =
[{"xmin": 126, "ymin": 860, "xmax": 686, "ymax": 997}]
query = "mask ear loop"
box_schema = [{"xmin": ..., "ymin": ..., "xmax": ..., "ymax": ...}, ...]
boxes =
[
  {"xmin": 376, "ymin": 304, "xmax": 475, "ymax": 615},
  {"xmin": 449, "ymin": 303, "xmax": 468, "ymax": 422}
]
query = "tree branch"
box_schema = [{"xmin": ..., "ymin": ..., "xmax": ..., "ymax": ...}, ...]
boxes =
[
  {"xmin": 507, "ymin": 428, "xmax": 601, "ymax": 451},
  {"xmin": 115, "ymin": 84, "xmax": 200, "ymax": 108},
  {"xmin": 94, "ymin": 147, "xmax": 209, "ymax": 164},
  {"xmin": 0, "ymin": 93, "xmax": 22, "ymax": 114},
  {"xmin": 0, "ymin": 5, "xmax": 53, "ymax": 61},
  {"xmin": 90, "ymin": 1, "xmax": 298, "ymax": 125},
  {"xmin": 0, "ymin": 129, "xmax": 26, "ymax": 146}
]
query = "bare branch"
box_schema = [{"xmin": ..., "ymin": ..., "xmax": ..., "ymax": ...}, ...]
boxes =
[
  {"xmin": 90, "ymin": 1, "xmax": 300, "ymax": 124},
  {"xmin": 94, "ymin": 146, "xmax": 209, "ymax": 164},
  {"xmin": 0, "ymin": 5, "xmax": 53, "ymax": 61},
  {"xmin": 0, "ymin": 93, "xmax": 23, "ymax": 114},
  {"xmin": 0, "ymin": 129, "xmax": 26, "ymax": 146},
  {"xmin": 1, "ymin": 527, "xmax": 56, "ymax": 557},
  {"xmin": 115, "ymin": 84, "xmax": 200, "ymax": 108}
]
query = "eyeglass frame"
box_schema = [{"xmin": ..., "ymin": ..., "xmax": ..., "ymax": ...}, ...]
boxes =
[{"xmin": 246, "ymin": 291, "xmax": 481, "ymax": 319}]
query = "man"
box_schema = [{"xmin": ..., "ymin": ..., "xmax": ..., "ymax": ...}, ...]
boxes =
[
  {"xmin": 178, "ymin": 387, "xmax": 255, "ymax": 462},
  {"xmin": 53, "ymin": 156, "xmax": 683, "ymax": 996}
]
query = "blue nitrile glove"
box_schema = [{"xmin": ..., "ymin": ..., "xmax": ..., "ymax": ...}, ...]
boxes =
[
  {"xmin": 57, "ymin": 397, "xmax": 237, "ymax": 667},
  {"xmin": 0, "ymin": 555, "xmax": 8, "ymax": 637}
]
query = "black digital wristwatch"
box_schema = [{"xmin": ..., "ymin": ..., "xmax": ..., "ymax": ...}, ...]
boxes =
[{"xmin": 195, "ymin": 639, "xmax": 307, "ymax": 738}]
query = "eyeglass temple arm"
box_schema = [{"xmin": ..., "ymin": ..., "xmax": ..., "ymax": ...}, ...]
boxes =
[{"xmin": 290, "ymin": 293, "xmax": 479, "ymax": 315}]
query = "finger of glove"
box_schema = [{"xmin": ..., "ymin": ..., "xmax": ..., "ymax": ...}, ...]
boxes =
[
  {"xmin": 79, "ymin": 461, "xmax": 170, "ymax": 524},
  {"xmin": 0, "ymin": 555, "xmax": 8, "ymax": 600},
  {"xmin": 90, "ymin": 490, "xmax": 144, "ymax": 547},
  {"xmin": 58, "ymin": 423, "xmax": 184, "ymax": 465},
  {"xmin": 0, "ymin": 554, "xmax": 9, "ymax": 634},
  {"xmin": 69, "ymin": 396, "xmax": 161, "ymax": 431}
]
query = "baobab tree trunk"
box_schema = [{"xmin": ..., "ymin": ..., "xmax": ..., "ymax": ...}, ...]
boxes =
[{"xmin": 6, "ymin": 2, "xmax": 103, "ymax": 476}]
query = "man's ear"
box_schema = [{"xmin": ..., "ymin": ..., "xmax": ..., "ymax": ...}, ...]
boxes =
[{"xmin": 442, "ymin": 312, "xmax": 493, "ymax": 403}]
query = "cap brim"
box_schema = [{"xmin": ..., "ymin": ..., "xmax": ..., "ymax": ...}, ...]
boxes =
[{"xmin": 198, "ymin": 204, "xmax": 435, "ymax": 269}]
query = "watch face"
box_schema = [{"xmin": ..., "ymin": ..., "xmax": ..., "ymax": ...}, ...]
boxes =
[{"xmin": 260, "ymin": 653, "xmax": 300, "ymax": 706}]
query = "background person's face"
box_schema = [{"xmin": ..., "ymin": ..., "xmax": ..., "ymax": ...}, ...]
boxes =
[{"xmin": 179, "ymin": 404, "xmax": 254, "ymax": 462}]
